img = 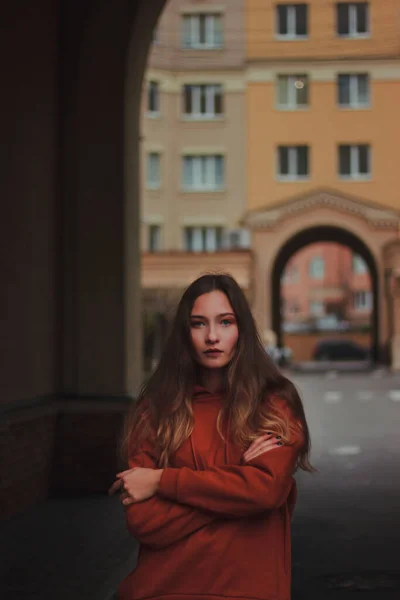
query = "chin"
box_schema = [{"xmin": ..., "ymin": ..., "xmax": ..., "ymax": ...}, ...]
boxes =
[{"xmin": 199, "ymin": 358, "xmax": 230, "ymax": 369}]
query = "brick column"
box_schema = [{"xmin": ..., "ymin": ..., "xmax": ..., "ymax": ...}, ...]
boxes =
[{"xmin": 383, "ymin": 241, "xmax": 400, "ymax": 372}]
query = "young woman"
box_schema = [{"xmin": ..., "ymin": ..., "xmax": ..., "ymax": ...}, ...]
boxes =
[{"xmin": 109, "ymin": 273, "xmax": 314, "ymax": 600}]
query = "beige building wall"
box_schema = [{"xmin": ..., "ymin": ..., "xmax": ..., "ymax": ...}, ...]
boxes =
[
  {"xmin": 140, "ymin": 0, "xmax": 247, "ymax": 253},
  {"xmin": 151, "ymin": 0, "xmax": 245, "ymax": 70}
]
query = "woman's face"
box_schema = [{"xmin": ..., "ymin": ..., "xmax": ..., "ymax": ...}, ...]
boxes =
[{"xmin": 190, "ymin": 290, "xmax": 239, "ymax": 369}]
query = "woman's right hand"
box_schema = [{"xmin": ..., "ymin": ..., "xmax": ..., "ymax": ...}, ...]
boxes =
[{"xmin": 243, "ymin": 433, "xmax": 283, "ymax": 463}]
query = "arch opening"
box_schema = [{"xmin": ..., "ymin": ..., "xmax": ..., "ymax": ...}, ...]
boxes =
[{"xmin": 271, "ymin": 225, "xmax": 380, "ymax": 364}]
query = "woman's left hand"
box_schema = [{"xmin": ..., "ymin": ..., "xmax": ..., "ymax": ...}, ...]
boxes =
[{"xmin": 108, "ymin": 467, "xmax": 164, "ymax": 505}]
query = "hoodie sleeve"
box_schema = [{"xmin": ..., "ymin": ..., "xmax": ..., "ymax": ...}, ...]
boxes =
[
  {"xmin": 158, "ymin": 400, "xmax": 304, "ymax": 518},
  {"xmin": 124, "ymin": 439, "xmax": 216, "ymax": 549}
]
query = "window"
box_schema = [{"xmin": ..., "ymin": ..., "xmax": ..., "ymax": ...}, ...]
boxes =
[
  {"xmin": 352, "ymin": 254, "xmax": 368, "ymax": 274},
  {"xmin": 183, "ymin": 155, "xmax": 225, "ymax": 191},
  {"xmin": 277, "ymin": 146, "xmax": 309, "ymax": 180},
  {"xmin": 353, "ymin": 290, "xmax": 372, "ymax": 310},
  {"xmin": 337, "ymin": 3, "xmax": 369, "ymax": 37},
  {"xmin": 309, "ymin": 257, "xmax": 325, "ymax": 279},
  {"xmin": 310, "ymin": 300, "xmax": 325, "ymax": 316},
  {"xmin": 148, "ymin": 225, "xmax": 161, "ymax": 252},
  {"xmin": 146, "ymin": 153, "xmax": 161, "ymax": 188},
  {"xmin": 147, "ymin": 81, "xmax": 160, "ymax": 114},
  {"xmin": 276, "ymin": 4, "xmax": 308, "ymax": 38},
  {"xmin": 228, "ymin": 231, "xmax": 241, "ymax": 249},
  {"xmin": 277, "ymin": 75, "xmax": 309, "ymax": 109},
  {"xmin": 182, "ymin": 14, "xmax": 223, "ymax": 49},
  {"xmin": 184, "ymin": 226, "xmax": 223, "ymax": 252},
  {"xmin": 289, "ymin": 301, "xmax": 300, "ymax": 314},
  {"xmin": 281, "ymin": 265, "xmax": 299, "ymax": 283},
  {"xmin": 183, "ymin": 84, "xmax": 223, "ymax": 118},
  {"xmin": 338, "ymin": 74, "xmax": 370, "ymax": 107},
  {"xmin": 338, "ymin": 145, "xmax": 371, "ymax": 179}
]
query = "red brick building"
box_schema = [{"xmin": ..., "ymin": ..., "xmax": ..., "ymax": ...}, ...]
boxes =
[{"xmin": 281, "ymin": 243, "xmax": 372, "ymax": 328}]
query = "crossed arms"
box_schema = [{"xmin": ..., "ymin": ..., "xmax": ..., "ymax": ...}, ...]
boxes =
[{"xmin": 123, "ymin": 422, "xmax": 303, "ymax": 550}]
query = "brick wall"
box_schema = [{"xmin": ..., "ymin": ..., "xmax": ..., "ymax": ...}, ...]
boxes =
[
  {"xmin": 51, "ymin": 405, "xmax": 129, "ymax": 494},
  {"xmin": 0, "ymin": 399, "xmax": 131, "ymax": 520},
  {"xmin": 0, "ymin": 406, "xmax": 56, "ymax": 518}
]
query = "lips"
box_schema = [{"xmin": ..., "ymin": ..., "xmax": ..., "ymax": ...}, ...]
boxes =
[{"xmin": 204, "ymin": 349, "xmax": 223, "ymax": 355}]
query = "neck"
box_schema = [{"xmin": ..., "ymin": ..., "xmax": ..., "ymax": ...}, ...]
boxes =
[{"xmin": 198, "ymin": 368, "xmax": 225, "ymax": 394}]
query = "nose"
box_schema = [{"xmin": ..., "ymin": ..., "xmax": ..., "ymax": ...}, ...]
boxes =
[{"xmin": 206, "ymin": 326, "xmax": 219, "ymax": 344}]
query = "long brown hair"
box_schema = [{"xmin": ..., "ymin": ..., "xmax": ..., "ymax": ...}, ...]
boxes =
[{"xmin": 121, "ymin": 273, "xmax": 314, "ymax": 472}]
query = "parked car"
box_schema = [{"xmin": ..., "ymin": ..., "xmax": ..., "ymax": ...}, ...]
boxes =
[{"xmin": 312, "ymin": 339, "xmax": 370, "ymax": 361}]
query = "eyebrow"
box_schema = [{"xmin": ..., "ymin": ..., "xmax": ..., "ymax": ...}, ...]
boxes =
[{"xmin": 190, "ymin": 312, "xmax": 236, "ymax": 319}]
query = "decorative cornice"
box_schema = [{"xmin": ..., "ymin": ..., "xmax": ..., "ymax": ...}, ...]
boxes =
[{"xmin": 242, "ymin": 191, "xmax": 400, "ymax": 231}]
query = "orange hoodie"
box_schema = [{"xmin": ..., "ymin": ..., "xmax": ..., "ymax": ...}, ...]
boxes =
[{"xmin": 117, "ymin": 386, "xmax": 304, "ymax": 600}]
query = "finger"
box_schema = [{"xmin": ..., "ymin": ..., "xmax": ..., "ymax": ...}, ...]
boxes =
[
  {"xmin": 245, "ymin": 441, "xmax": 283, "ymax": 461},
  {"xmin": 116, "ymin": 468, "xmax": 138, "ymax": 478},
  {"xmin": 247, "ymin": 435, "xmax": 274, "ymax": 454},
  {"xmin": 108, "ymin": 479, "xmax": 123, "ymax": 495},
  {"xmin": 122, "ymin": 496, "xmax": 135, "ymax": 506},
  {"xmin": 248, "ymin": 433, "xmax": 273, "ymax": 451},
  {"xmin": 244, "ymin": 441, "xmax": 284, "ymax": 462}
]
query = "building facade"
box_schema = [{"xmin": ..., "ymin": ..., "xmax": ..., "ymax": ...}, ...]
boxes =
[
  {"xmin": 140, "ymin": 0, "xmax": 249, "ymax": 258},
  {"xmin": 140, "ymin": 0, "xmax": 400, "ymax": 368},
  {"xmin": 245, "ymin": 0, "xmax": 400, "ymax": 366},
  {"xmin": 282, "ymin": 244, "xmax": 372, "ymax": 325}
]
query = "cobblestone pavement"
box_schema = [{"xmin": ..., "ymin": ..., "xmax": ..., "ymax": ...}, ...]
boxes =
[{"xmin": 1, "ymin": 370, "xmax": 400, "ymax": 599}]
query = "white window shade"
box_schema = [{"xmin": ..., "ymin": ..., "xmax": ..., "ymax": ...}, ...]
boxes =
[
  {"xmin": 183, "ymin": 155, "xmax": 225, "ymax": 190},
  {"xmin": 182, "ymin": 14, "xmax": 223, "ymax": 49}
]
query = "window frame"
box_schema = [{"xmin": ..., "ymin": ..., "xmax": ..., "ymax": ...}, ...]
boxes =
[
  {"xmin": 183, "ymin": 226, "xmax": 224, "ymax": 253},
  {"xmin": 146, "ymin": 152, "xmax": 161, "ymax": 189},
  {"xmin": 181, "ymin": 13, "xmax": 224, "ymax": 49},
  {"xmin": 309, "ymin": 257, "xmax": 325, "ymax": 280},
  {"xmin": 353, "ymin": 290, "xmax": 372, "ymax": 311},
  {"xmin": 276, "ymin": 74, "xmax": 309, "ymax": 110},
  {"xmin": 336, "ymin": 2, "xmax": 370, "ymax": 38},
  {"xmin": 182, "ymin": 154, "xmax": 225, "ymax": 192},
  {"xmin": 275, "ymin": 4, "xmax": 309, "ymax": 40},
  {"xmin": 352, "ymin": 254, "xmax": 368, "ymax": 274},
  {"xmin": 147, "ymin": 80, "xmax": 160, "ymax": 116},
  {"xmin": 148, "ymin": 224, "xmax": 162, "ymax": 253},
  {"xmin": 338, "ymin": 144, "xmax": 371, "ymax": 180},
  {"xmin": 281, "ymin": 264, "xmax": 299, "ymax": 283},
  {"xmin": 337, "ymin": 73, "xmax": 370, "ymax": 109},
  {"xmin": 310, "ymin": 300, "xmax": 325, "ymax": 316},
  {"xmin": 182, "ymin": 84, "xmax": 224, "ymax": 120},
  {"xmin": 277, "ymin": 145, "xmax": 310, "ymax": 181}
]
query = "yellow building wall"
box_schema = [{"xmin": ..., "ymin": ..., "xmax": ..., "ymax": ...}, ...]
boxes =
[
  {"xmin": 247, "ymin": 77, "xmax": 400, "ymax": 211},
  {"xmin": 246, "ymin": 0, "xmax": 400, "ymax": 60}
]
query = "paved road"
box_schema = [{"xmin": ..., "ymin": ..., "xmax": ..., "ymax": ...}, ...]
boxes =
[
  {"xmin": 289, "ymin": 369, "xmax": 400, "ymax": 598},
  {"xmin": 1, "ymin": 370, "xmax": 399, "ymax": 599}
]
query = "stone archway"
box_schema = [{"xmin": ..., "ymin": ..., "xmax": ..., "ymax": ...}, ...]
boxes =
[
  {"xmin": 243, "ymin": 189, "xmax": 400, "ymax": 367},
  {"xmin": 60, "ymin": 0, "xmax": 167, "ymax": 396},
  {"xmin": 1, "ymin": 0, "xmax": 168, "ymax": 516},
  {"xmin": 270, "ymin": 225, "xmax": 379, "ymax": 361}
]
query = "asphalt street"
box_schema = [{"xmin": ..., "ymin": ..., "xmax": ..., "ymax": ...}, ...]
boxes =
[
  {"xmin": 290, "ymin": 369, "xmax": 400, "ymax": 598},
  {"xmin": 1, "ymin": 369, "xmax": 399, "ymax": 599}
]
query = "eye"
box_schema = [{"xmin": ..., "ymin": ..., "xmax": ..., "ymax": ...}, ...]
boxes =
[
  {"xmin": 190, "ymin": 321, "xmax": 204, "ymax": 328},
  {"xmin": 221, "ymin": 319, "xmax": 234, "ymax": 326}
]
